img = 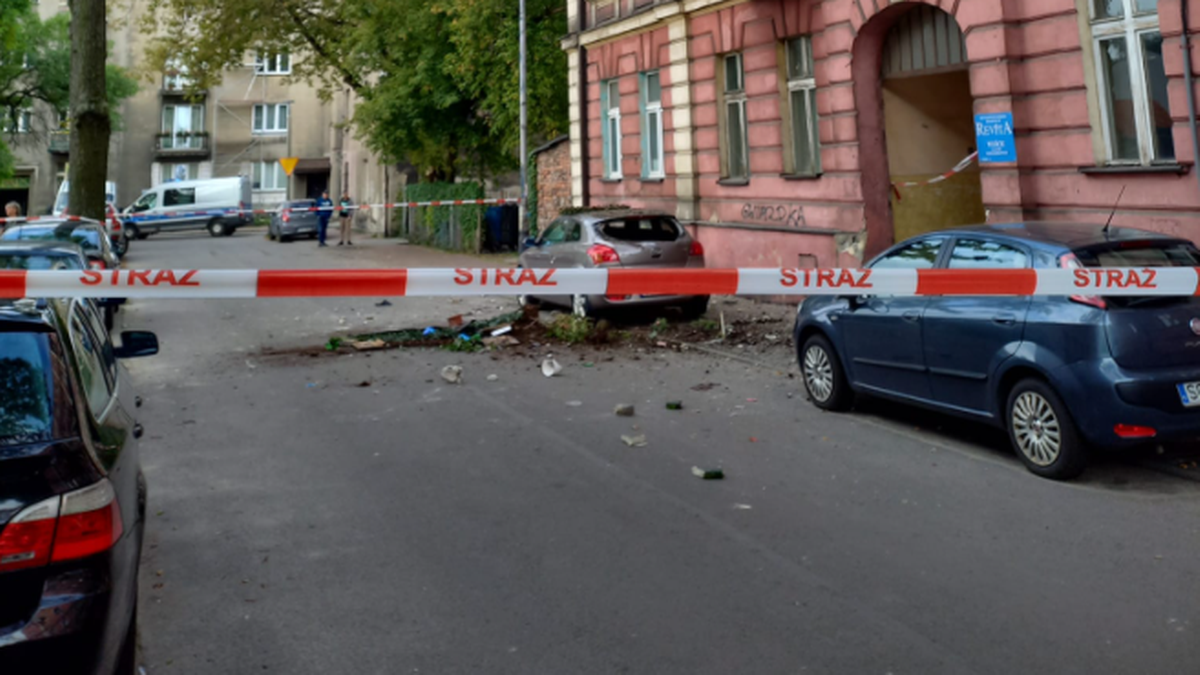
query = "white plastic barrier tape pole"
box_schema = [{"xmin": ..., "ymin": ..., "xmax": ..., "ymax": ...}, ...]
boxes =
[{"xmin": 2, "ymin": 268, "xmax": 1200, "ymax": 299}]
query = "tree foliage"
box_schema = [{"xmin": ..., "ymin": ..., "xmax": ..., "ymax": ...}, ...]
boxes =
[
  {"xmin": 142, "ymin": 0, "xmax": 568, "ymax": 181},
  {"xmin": 0, "ymin": 0, "xmax": 139, "ymax": 179}
]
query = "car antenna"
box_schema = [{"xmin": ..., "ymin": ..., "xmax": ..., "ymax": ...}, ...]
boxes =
[{"xmin": 1103, "ymin": 185, "xmax": 1126, "ymax": 236}]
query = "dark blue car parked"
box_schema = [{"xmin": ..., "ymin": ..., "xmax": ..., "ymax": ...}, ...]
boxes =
[{"xmin": 794, "ymin": 223, "xmax": 1200, "ymax": 480}]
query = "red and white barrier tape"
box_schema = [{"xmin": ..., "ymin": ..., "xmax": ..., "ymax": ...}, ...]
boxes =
[
  {"xmin": 0, "ymin": 267, "xmax": 1194, "ymax": 299},
  {"xmin": 891, "ymin": 152, "xmax": 979, "ymax": 201}
]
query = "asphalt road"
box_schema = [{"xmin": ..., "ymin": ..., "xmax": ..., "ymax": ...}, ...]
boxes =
[{"xmin": 121, "ymin": 229, "xmax": 1200, "ymax": 675}]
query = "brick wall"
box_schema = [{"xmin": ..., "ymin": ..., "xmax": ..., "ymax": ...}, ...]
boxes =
[{"xmin": 536, "ymin": 139, "xmax": 572, "ymax": 228}]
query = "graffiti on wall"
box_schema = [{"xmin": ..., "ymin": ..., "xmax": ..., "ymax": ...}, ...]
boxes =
[{"xmin": 741, "ymin": 203, "xmax": 807, "ymax": 229}]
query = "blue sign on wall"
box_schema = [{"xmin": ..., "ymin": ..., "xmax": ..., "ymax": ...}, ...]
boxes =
[{"xmin": 975, "ymin": 112, "xmax": 1017, "ymax": 164}]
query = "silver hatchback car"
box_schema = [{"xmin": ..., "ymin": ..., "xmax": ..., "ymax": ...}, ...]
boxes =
[{"xmin": 518, "ymin": 209, "xmax": 708, "ymax": 318}]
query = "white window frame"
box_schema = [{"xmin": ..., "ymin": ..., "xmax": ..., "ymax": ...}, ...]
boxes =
[
  {"xmin": 162, "ymin": 163, "xmax": 199, "ymax": 183},
  {"xmin": 161, "ymin": 104, "xmax": 205, "ymax": 149},
  {"xmin": 252, "ymin": 103, "xmax": 290, "ymax": 134},
  {"xmin": 641, "ymin": 71, "xmax": 664, "ymax": 179},
  {"xmin": 164, "ymin": 59, "xmax": 192, "ymax": 91},
  {"xmin": 3, "ymin": 109, "xmax": 31, "ymax": 134},
  {"xmin": 253, "ymin": 161, "xmax": 287, "ymax": 191},
  {"xmin": 722, "ymin": 53, "xmax": 749, "ymax": 181},
  {"xmin": 255, "ymin": 51, "xmax": 291, "ymax": 75},
  {"xmin": 786, "ymin": 37, "xmax": 821, "ymax": 176},
  {"xmin": 1090, "ymin": 0, "xmax": 1170, "ymax": 164},
  {"xmin": 603, "ymin": 79, "xmax": 623, "ymax": 179}
]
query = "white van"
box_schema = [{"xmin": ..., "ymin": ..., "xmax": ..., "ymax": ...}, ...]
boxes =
[
  {"xmin": 122, "ymin": 176, "xmax": 253, "ymax": 238},
  {"xmin": 53, "ymin": 180, "xmax": 118, "ymax": 216}
]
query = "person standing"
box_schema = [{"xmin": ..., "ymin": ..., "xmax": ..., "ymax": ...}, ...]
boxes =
[
  {"xmin": 338, "ymin": 191, "xmax": 354, "ymax": 246},
  {"xmin": 3, "ymin": 201, "xmax": 20, "ymax": 234},
  {"xmin": 315, "ymin": 191, "xmax": 333, "ymax": 247}
]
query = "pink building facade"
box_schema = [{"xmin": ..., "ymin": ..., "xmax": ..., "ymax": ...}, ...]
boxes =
[{"xmin": 560, "ymin": 0, "xmax": 1200, "ymax": 268}]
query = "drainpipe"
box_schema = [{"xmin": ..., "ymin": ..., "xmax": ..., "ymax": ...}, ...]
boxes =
[
  {"xmin": 1182, "ymin": 0, "xmax": 1200, "ymax": 196},
  {"xmin": 577, "ymin": 0, "xmax": 590, "ymax": 207}
]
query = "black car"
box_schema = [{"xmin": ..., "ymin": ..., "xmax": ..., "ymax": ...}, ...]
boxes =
[
  {"xmin": 0, "ymin": 296, "xmax": 159, "ymax": 674},
  {"xmin": 0, "ymin": 242, "xmax": 123, "ymax": 331}
]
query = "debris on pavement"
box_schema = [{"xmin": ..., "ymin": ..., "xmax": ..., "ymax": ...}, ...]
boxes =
[
  {"xmin": 487, "ymin": 374, "xmax": 499, "ymax": 382},
  {"xmin": 448, "ymin": 314, "xmax": 465, "ymax": 328},
  {"xmin": 566, "ymin": 400, "xmax": 583, "ymax": 407},
  {"xmin": 482, "ymin": 335, "xmax": 520, "ymax": 347},
  {"xmin": 491, "ymin": 325, "xmax": 513, "ymax": 337},
  {"xmin": 423, "ymin": 327, "xmax": 438, "ymax": 336},
  {"xmin": 621, "ymin": 434, "xmax": 648, "ymax": 447},
  {"xmin": 541, "ymin": 356, "xmax": 563, "ymax": 377},
  {"xmin": 375, "ymin": 300, "xmax": 393, "ymax": 307},
  {"xmin": 351, "ymin": 339, "xmax": 387, "ymax": 351},
  {"xmin": 692, "ymin": 466, "xmax": 725, "ymax": 480},
  {"xmin": 441, "ymin": 365, "xmax": 464, "ymax": 384},
  {"xmin": 614, "ymin": 403, "xmax": 636, "ymax": 417},
  {"xmin": 692, "ymin": 383, "xmax": 718, "ymax": 391},
  {"xmin": 666, "ymin": 401, "xmax": 683, "ymax": 410},
  {"xmin": 733, "ymin": 503, "xmax": 753, "ymax": 510}
]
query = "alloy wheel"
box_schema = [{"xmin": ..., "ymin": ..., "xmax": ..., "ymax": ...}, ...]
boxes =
[
  {"xmin": 803, "ymin": 345, "xmax": 835, "ymax": 403},
  {"xmin": 1011, "ymin": 391, "xmax": 1062, "ymax": 467}
]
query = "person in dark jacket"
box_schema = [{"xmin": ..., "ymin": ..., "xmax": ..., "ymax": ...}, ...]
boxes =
[
  {"xmin": 338, "ymin": 191, "xmax": 354, "ymax": 246},
  {"xmin": 315, "ymin": 191, "xmax": 333, "ymax": 247}
]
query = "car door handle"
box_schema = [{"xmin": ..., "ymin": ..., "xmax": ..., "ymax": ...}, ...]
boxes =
[
  {"xmin": 992, "ymin": 313, "xmax": 1017, "ymax": 325},
  {"xmin": 902, "ymin": 310, "xmax": 922, "ymax": 323}
]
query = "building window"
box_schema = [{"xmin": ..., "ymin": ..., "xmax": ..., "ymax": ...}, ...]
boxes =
[
  {"xmin": 2, "ymin": 109, "xmax": 31, "ymax": 134},
  {"xmin": 1090, "ymin": 0, "xmax": 1173, "ymax": 163},
  {"xmin": 161, "ymin": 104, "xmax": 205, "ymax": 149},
  {"xmin": 253, "ymin": 161, "xmax": 287, "ymax": 191},
  {"xmin": 163, "ymin": 58, "xmax": 192, "ymax": 91},
  {"xmin": 719, "ymin": 53, "xmax": 749, "ymax": 181},
  {"xmin": 601, "ymin": 79, "xmax": 622, "ymax": 179},
  {"xmin": 785, "ymin": 37, "xmax": 821, "ymax": 176},
  {"xmin": 640, "ymin": 71, "xmax": 664, "ymax": 179},
  {"xmin": 256, "ymin": 51, "xmax": 291, "ymax": 75},
  {"xmin": 252, "ymin": 103, "xmax": 289, "ymax": 134},
  {"xmin": 162, "ymin": 163, "xmax": 199, "ymax": 183}
]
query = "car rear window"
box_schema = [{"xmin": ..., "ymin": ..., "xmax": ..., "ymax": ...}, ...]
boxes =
[
  {"xmin": 0, "ymin": 254, "xmax": 84, "ymax": 271},
  {"xmin": 1073, "ymin": 241, "xmax": 1200, "ymax": 268},
  {"xmin": 1, "ymin": 226, "xmax": 101, "ymax": 251},
  {"xmin": 599, "ymin": 217, "xmax": 681, "ymax": 242},
  {"xmin": 0, "ymin": 333, "xmax": 55, "ymax": 447}
]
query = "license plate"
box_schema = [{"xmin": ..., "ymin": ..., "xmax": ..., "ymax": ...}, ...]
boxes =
[{"xmin": 1178, "ymin": 381, "xmax": 1200, "ymax": 407}]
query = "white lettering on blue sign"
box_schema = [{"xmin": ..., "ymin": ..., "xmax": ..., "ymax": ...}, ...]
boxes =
[{"xmin": 974, "ymin": 112, "xmax": 1017, "ymax": 164}]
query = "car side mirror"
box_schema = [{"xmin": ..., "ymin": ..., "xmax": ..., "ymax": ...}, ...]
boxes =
[{"xmin": 114, "ymin": 331, "xmax": 159, "ymax": 359}]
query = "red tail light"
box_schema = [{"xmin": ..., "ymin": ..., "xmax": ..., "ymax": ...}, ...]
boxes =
[
  {"xmin": 52, "ymin": 480, "xmax": 123, "ymax": 563},
  {"xmin": 1059, "ymin": 253, "xmax": 1106, "ymax": 310},
  {"xmin": 587, "ymin": 244, "xmax": 620, "ymax": 265},
  {"xmin": 88, "ymin": 260, "xmax": 106, "ymax": 270},
  {"xmin": 110, "ymin": 219, "xmax": 121, "ymax": 232},
  {"xmin": 1113, "ymin": 424, "xmax": 1157, "ymax": 439},
  {"xmin": 689, "ymin": 240, "xmax": 704, "ymax": 257},
  {"xmin": 0, "ymin": 498, "xmax": 58, "ymax": 572},
  {"xmin": 282, "ymin": 210, "xmax": 291, "ymax": 223},
  {"xmin": 0, "ymin": 479, "xmax": 122, "ymax": 572}
]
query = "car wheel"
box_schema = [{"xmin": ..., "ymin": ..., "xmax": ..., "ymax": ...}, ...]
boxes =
[
  {"xmin": 127, "ymin": 224, "xmax": 147, "ymax": 241},
  {"xmin": 800, "ymin": 334, "xmax": 852, "ymax": 411},
  {"xmin": 208, "ymin": 220, "xmax": 227, "ymax": 237},
  {"xmin": 1007, "ymin": 379, "xmax": 1087, "ymax": 480},
  {"xmin": 680, "ymin": 296, "xmax": 709, "ymax": 320},
  {"xmin": 104, "ymin": 306, "xmax": 115, "ymax": 332},
  {"xmin": 267, "ymin": 226, "xmax": 277, "ymax": 241},
  {"xmin": 571, "ymin": 294, "xmax": 593, "ymax": 319}
]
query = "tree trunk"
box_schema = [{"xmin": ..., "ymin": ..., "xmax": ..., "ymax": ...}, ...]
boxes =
[{"xmin": 68, "ymin": 0, "xmax": 109, "ymax": 220}]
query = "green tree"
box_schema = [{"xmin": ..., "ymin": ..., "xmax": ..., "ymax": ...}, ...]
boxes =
[
  {"xmin": 141, "ymin": 0, "xmax": 568, "ymax": 181},
  {"xmin": 0, "ymin": 3, "xmax": 139, "ymax": 181}
]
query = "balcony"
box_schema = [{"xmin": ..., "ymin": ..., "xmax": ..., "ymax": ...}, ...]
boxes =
[
  {"xmin": 48, "ymin": 131, "xmax": 69, "ymax": 155},
  {"xmin": 155, "ymin": 132, "xmax": 211, "ymax": 159}
]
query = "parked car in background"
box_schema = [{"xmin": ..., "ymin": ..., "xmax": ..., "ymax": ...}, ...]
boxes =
[
  {"xmin": 0, "ymin": 241, "xmax": 122, "ymax": 330},
  {"xmin": 268, "ymin": 199, "xmax": 321, "ymax": 242},
  {"xmin": 794, "ymin": 223, "xmax": 1200, "ymax": 480},
  {"xmin": 122, "ymin": 176, "xmax": 252, "ymax": 239},
  {"xmin": 52, "ymin": 180, "xmax": 118, "ymax": 217},
  {"xmin": 0, "ymin": 295, "xmax": 158, "ymax": 674},
  {"xmin": 1, "ymin": 222, "xmax": 120, "ymax": 271},
  {"xmin": 106, "ymin": 203, "xmax": 128, "ymax": 258},
  {"xmin": 517, "ymin": 209, "xmax": 708, "ymax": 318}
]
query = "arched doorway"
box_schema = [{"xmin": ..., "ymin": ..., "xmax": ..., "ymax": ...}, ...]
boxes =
[{"xmin": 881, "ymin": 4, "xmax": 984, "ymax": 242}]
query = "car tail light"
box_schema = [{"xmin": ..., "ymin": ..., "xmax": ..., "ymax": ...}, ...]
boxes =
[
  {"xmin": 0, "ymin": 479, "xmax": 122, "ymax": 572},
  {"xmin": 689, "ymin": 240, "xmax": 704, "ymax": 257},
  {"xmin": 0, "ymin": 498, "xmax": 59, "ymax": 572},
  {"xmin": 1114, "ymin": 424, "xmax": 1157, "ymax": 439},
  {"xmin": 1059, "ymin": 253, "xmax": 1106, "ymax": 310},
  {"xmin": 88, "ymin": 260, "xmax": 106, "ymax": 270},
  {"xmin": 110, "ymin": 218, "xmax": 121, "ymax": 232},
  {"xmin": 587, "ymin": 244, "xmax": 620, "ymax": 265},
  {"xmin": 282, "ymin": 210, "xmax": 291, "ymax": 223},
  {"xmin": 52, "ymin": 479, "xmax": 123, "ymax": 563}
]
